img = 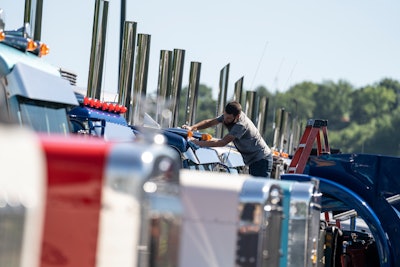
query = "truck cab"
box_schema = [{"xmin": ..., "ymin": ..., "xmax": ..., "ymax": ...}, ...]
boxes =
[{"xmin": 0, "ymin": 22, "xmax": 78, "ymax": 134}]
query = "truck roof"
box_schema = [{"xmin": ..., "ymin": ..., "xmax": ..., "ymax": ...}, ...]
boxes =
[{"xmin": 0, "ymin": 43, "xmax": 59, "ymax": 76}]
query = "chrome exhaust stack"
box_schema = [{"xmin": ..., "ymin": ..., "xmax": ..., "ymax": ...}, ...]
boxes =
[
  {"xmin": 87, "ymin": 0, "xmax": 109, "ymax": 99},
  {"xmin": 216, "ymin": 64, "xmax": 230, "ymax": 138},
  {"xmin": 117, "ymin": 21, "xmax": 137, "ymax": 120},
  {"xmin": 130, "ymin": 33, "xmax": 151, "ymax": 125},
  {"xmin": 234, "ymin": 76, "xmax": 244, "ymax": 106},
  {"xmin": 257, "ymin": 96, "xmax": 269, "ymax": 140},
  {"xmin": 23, "ymin": 0, "xmax": 43, "ymax": 40},
  {"xmin": 156, "ymin": 50, "xmax": 173, "ymax": 128},
  {"xmin": 170, "ymin": 49, "xmax": 185, "ymax": 128},
  {"xmin": 244, "ymin": 91, "xmax": 257, "ymax": 125},
  {"xmin": 184, "ymin": 61, "xmax": 201, "ymax": 126}
]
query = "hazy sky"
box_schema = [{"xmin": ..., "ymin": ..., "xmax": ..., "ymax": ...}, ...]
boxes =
[{"xmin": 1, "ymin": 0, "xmax": 399, "ymax": 99}]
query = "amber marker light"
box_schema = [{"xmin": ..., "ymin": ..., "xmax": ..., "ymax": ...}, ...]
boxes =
[
  {"xmin": 187, "ymin": 131, "xmax": 193, "ymax": 139},
  {"xmin": 201, "ymin": 133, "xmax": 212, "ymax": 141},
  {"xmin": 26, "ymin": 38, "xmax": 37, "ymax": 51},
  {"xmin": 0, "ymin": 31, "xmax": 5, "ymax": 41},
  {"xmin": 39, "ymin": 42, "xmax": 50, "ymax": 57}
]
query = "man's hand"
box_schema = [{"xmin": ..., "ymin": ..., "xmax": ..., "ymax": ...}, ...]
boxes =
[{"xmin": 182, "ymin": 125, "xmax": 193, "ymax": 131}]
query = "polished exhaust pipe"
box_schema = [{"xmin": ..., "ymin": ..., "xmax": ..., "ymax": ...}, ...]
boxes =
[
  {"xmin": 87, "ymin": 0, "xmax": 109, "ymax": 99},
  {"xmin": 245, "ymin": 91, "xmax": 257, "ymax": 125},
  {"xmin": 234, "ymin": 77, "xmax": 244, "ymax": 106},
  {"xmin": 117, "ymin": 21, "xmax": 137, "ymax": 120},
  {"xmin": 130, "ymin": 33, "xmax": 151, "ymax": 125},
  {"xmin": 272, "ymin": 108, "xmax": 283, "ymax": 150},
  {"xmin": 280, "ymin": 109, "xmax": 289, "ymax": 152},
  {"xmin": 170, "ymin": 49, "xmax": 185, "ymax": 128},
  {"xmin": 184, "ymin": 61, "xmax": 201, "ymax": 126},
  {"xmin": 257, "ymin": 96, "xmax": 269, "ymax": 140},
  {"xmin": 216, "ymin": 63, "xmax": 229, "ymax": 138},
  {"xmin": 156, "ymin": 50, "xmax": 173, "ymax": 127},
  {"xmin": 24, "ymin": 0, "xmax": 43, "ymax": 40}
]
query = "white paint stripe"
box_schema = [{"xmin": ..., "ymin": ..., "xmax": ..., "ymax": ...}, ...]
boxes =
[
  {"xmin": 96, "ymin": 144, "xmax": 144, "ymax": 267},
  {"xmin": 179, "ymin": 170, "xmax": 247, "ymax": 267},
  {"xmin": 0, "ymin": 125, "xmax": 46, "ymax": 267}
]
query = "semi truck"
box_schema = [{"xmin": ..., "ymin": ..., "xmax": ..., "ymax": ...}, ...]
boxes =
[{"xmin": 0, "ymin": 18, "xmax": 78, "ymax": 134}]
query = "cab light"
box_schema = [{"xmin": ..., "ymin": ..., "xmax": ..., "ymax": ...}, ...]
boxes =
[
  {"xmin": 101, "ymin": 102, "xmax": 109, "ymax": 110},
  {"xmin": 108, "ymin": 104, "xmax": 116, "ymax": 112},
  {"xmin": 38, "ymin": 42, "xmax": 50, "ymax": 57},
  {"xmin": 82, "ymin": 97, "xmax": 127, "ymax": 114},
  {"xmin": 26, "ymin": 38, "xmax": 37, "ymax": 51},
  {"xmin": 0, "ymin": 31, "xmax": 5, "ymax": 41},
  {"xmin": 187, "ymin": 131, "xmax": 193, "ymax": 138}
]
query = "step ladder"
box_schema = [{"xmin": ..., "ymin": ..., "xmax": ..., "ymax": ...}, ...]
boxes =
[{"xmin": 287, "ymin": 119, "xmax": 330, "ymax": 174}]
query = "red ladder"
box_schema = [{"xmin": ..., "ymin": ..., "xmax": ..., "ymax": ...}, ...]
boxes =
[{"xmin": 287, "ymin": 119, "xmax": 330, "ymax": 174}]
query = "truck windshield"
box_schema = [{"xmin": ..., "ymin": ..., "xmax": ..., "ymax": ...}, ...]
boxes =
[{"xmin": 18, "ymin": 100, "xmax": 70, "ymax": 134}]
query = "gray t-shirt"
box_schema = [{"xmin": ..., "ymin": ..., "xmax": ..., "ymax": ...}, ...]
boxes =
[{"xmin": 217, "ymin": 111, "xmax": 271, "ymax": 165}]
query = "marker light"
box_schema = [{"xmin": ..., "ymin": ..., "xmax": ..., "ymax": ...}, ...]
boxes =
[
  {"xmin": 26, "ymin": 38, "xmax": 37, "ymax": 51},
  {"xmin": 0, "ymin": 31, "xmax": 5, "ymax": 41},
  {"xmin": 38, "ymin": 42, "xmax": 49, "ymax": 57},
  {"xmin": 187, "ymin": 131, "xmax": 193, "ymax": 139},
  {"xmin": 201, "ymin": 133, "xmax": 212, "ymax": 141},
  {"xmin": 82, "ymin": 97, "xmax": 127, "ymax": 114}
]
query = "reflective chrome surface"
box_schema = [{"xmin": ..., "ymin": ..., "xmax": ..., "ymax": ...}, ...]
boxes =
[
  {"xmin": 87, "ymin": 0, "xmax": 108, "ymax": 99},
  {"xmin": 245, "ymin": 90, "xmax": 257, "ymax": 125},
  {"xmin": 234, "ymin": 76, "xmax": 244, "ymax": 106},
  {"xmin": 98, "ymin": 142, "xmax": 182, "ymax": 267},
  {"xmin": 216, "ymin": 63, "xmax": 229, "ymax": 139},
  {"xmin": 237, "ymin": 178, "xmax": 284, "ymax": 267},
  {"xmin": 287, "ymin": 181, "xmax": 321, "ymax": 267},
  {"xmin": 131, "ymin": 33, "xmax": 151, "ymax": 125},
  {"xmin": 156, "ymin": 50, "xmax": 173, "ymax": 127},
  {"xmin": 184, "ymin": 61, "xmax": 201, "ymax": 126},
  {"xmin": 257, "ymin": 95, "xmax": 269, "ymax": 140},
  {"xmin": 118, "ymin": 21, "xmax": 137, "ymax": 121},
  {"xmin": 170, "ymin": 49, "xmax": 185, "ymax": 127}
]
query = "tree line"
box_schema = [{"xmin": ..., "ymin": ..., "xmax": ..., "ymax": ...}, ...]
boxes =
[{"xmin": 178, "ymin": 78, "xmax": 400, "ymax": 157}]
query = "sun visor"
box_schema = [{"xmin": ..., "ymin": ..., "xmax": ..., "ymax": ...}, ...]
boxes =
[{"xmin": 6, "ymin": 62, "xmax": 78, "ymax": 106}]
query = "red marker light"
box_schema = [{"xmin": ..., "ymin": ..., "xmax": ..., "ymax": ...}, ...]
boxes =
[
  {"xmin": 81, "ymin": 97, "xmax": 127, "ymax": 114},
  {"xmin": 83, "ymin": 97, "xmax": 90, "ymax": 105},
  {"xmin": 120, "ymin": 106, "xmax": 127, "ymax": 113},
  {"xmin": 108, "ymin": 104, "xmax": 115, "ymax": 112},
  {"xmin": 94, "ymin": 99, "xmax": 102, "ymax": 108},
  {"xmin": 101, "ymin": 102, "xmax": 109, "ymax": 110}
]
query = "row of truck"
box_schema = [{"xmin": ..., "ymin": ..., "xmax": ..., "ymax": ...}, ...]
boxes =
[{"xmin": 1, "ymin": 7, "xmax": 400, "ymax": 267}]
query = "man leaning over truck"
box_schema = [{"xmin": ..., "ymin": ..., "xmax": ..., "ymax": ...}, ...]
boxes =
[{"xmin": 182, "ymin": 101, "xmax": 273, "ymax": 178}]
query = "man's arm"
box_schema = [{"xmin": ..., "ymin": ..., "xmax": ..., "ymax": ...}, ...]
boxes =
[
  {"xmin": 182, "ymin": 118, "xmax": 220, "ymax": 131},
  {"xmin": 191, "ymin": 134, "xmax": 235, "ymax": 147}
]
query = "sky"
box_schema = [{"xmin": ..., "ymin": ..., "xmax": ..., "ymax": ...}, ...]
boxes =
[{"xmin": 1, "ymin": 0, "xmax": 400, "ymax": 100}]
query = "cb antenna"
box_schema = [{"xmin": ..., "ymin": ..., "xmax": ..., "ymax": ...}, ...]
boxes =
[{"xmin": 250, "ymin": 40, "xmax": 269, "ymax": 91}]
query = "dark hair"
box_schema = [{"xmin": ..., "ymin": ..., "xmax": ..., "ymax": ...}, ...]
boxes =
[{"xmin": 225, "ymin": 101, "xmax": 242, "ymax": 116}]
